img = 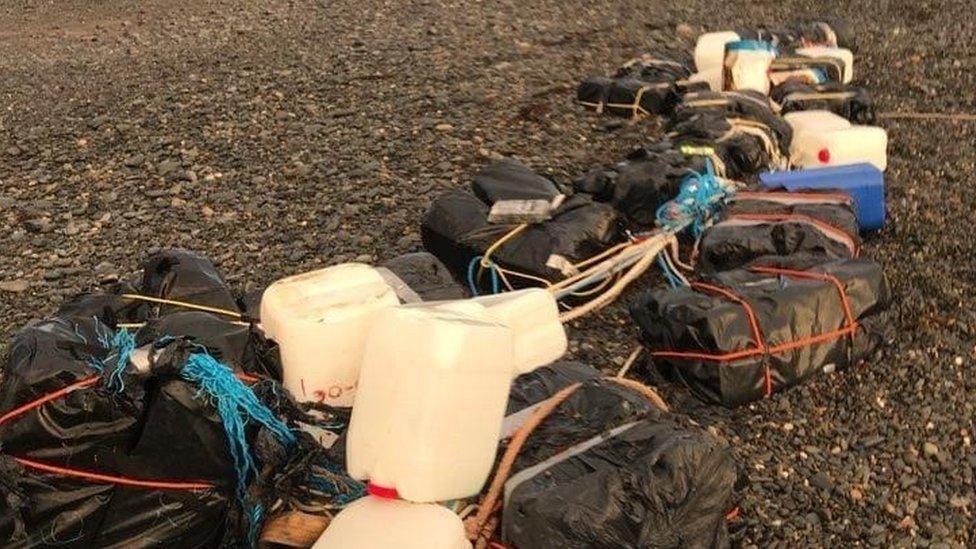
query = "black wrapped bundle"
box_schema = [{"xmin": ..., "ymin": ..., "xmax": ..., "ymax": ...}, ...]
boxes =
[
  {"xmin": 666, "ymin": 112, "xmax": 789, "ymax": 179},
  {"xmin": 573, "ymin": 145, "xmax": 695, "ymax": 227},
  {"xmin": 500, "ymin": 364, "xmax": 737, "ymax": 549},
  {"xmin": 672, "ymin": 90, "xmax": 793, "ymax": 147},
  {"xmin": 772, "ymin": 81, "xmax": 875, "ymax": 123},
  {"xmin": 422, "ymin": 160, "xmax": 622, "ymax": 288},
  {"xmin": 630, "ymin": 259, "xmax": 890, "ymax": 407},
  {"xmin": 577, "ymin": 55, "xmax": 692, "ymax": 118},
  {"xmin": 698, "ymin": 190, "xmax": 861, "ymax": 272}
]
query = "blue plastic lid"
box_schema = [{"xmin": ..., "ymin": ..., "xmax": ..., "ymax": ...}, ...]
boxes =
[{"xmin": 726, "ymin": 40, "xmax": 777, "ymax": 55}]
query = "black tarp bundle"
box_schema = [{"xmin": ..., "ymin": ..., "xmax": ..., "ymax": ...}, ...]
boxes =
[
  {"xmin": 577, "ymin": 55, "xmax": 694, "ymax": 119},
  {"xmin": 665, "ymin": 109, "xmax": 792, "ymax": 180},
  {"xmin": 422, "ymin": 160, "xmax": 622, "ymax": 288},
  {"xmin": 697, "ymin": 190, "xmax": 861, "ymax": 272},
  {"xmin": 630, "ymin": 259, "xmax": 890, "ymax": 407},
  {"xmin": 671, "ymin": 90, "xmax": 794, "ymax": 148},
  {"xmin": 500, "ymin": 363, "xmax": 738, "ymax": 548},
  {"xmin": 769, "ymin": 55, "xmax": 847, "ymax": 85},
  {"xmin": 0, "ymin": 250, "xmax": 358, "ymax": 548},
  {"xmin": 772, "ymin": 81, "xmax": 875, "ymax": 123},
  {"xmin": 378, "ymin": 252, "xmax": 468, "ymax": 302},
  {"xmin": 573, "ymin": 143, "xmax": 701, "ymax": 227}
]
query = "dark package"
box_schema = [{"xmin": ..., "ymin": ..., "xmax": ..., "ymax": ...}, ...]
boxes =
[
  {"xmin": 422, "ymin": 161, "xmax": 621, "ymax": 288},
  {"xmin": 672, "ymin": 90, "xmax": 793, "ymax": 147},
  {"xmin": 500, "ymin": 375, "xmax": 737, "ymax": 549},
  {"xmin": 698, "ymin": 190, "xmax": 861, "ymax": 272},
  {"xmin": 772, "ymin": 81, "xmax": 875, "ymax": 123},
  {"xmin": 0, "ymin": 317, "xmax": 234, "ymax": 548},
  {"xmin": 379, "ymin": 252, "xmax": 468, "ymax": 302},
  {"xmin": 577, "ymin": 76, "xmax": 679, "ymax": 119},
  {"xmin": 769, "ymin": 55, "xmax": 847, "ymax": 84},
  {"xmin": 577, "ymin": 54, "xmax": 691, "ymax": 119},
  {"xmin": 666, "ymin": 112, "xmax": 790, "ymax": 179},
  {"xmin": 630, "ymin": 259, "xmax": 890, "ymax": 407},
  {"xmin": 573, "ymin": 146, "xmax": 691, "ymax": 227}
]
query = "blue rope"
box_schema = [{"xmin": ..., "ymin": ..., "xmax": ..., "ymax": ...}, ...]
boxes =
[
  {"xmin": 86, "ymin": 324, "xmax": 136, "ymax": 392},
  {"xmin": 656, "ymin": 254, "xmax": 681, "ymax": 288},
  {"xmin": 180, "ymin": 350, "xmax": 297, "ymax": 499},
  {"xmin": 655, "ymin": 159, "xmax": 732, "ymax": 237},
  {"xmin": 467, "ymin": 256, "xmax": 501, "ymax": 295},
  {"xmin": 467, "ymin": 256, "xmax": 482, "ymax": 296},
  {"xmin": 246, "ymin": 504, "xmax": 263, "ymax": 547}
]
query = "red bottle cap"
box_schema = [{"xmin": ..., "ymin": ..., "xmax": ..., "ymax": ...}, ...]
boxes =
[
  {"xmin": 367, "ymin": 482, "xmax": 400, "ymax": 499},
  {"xmin": 817, "ymin": 148, "xmax": 831, "ymax": 164}
]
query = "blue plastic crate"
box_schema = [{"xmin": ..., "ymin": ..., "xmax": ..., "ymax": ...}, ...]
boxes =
[{"xmin": 759, "ymin": 163, "xmax": 885, "ymax": 231}]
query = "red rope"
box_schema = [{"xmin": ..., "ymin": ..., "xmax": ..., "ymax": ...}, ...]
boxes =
[
  {"xmin": 0, "ymin": 376, "xmax": 99, "ymax": 427},
  {"xmin": 12, "ymin": 455, "xmax": 214, "ymax": 491},
  {"xmin": 650, "ymin": 268, "xmax": 860, "ymax": 397}
]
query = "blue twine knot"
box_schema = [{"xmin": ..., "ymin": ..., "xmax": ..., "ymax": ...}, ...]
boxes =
[{"xmin": 655, "ymin": 159, "xmax": 733, "ymax": 237}]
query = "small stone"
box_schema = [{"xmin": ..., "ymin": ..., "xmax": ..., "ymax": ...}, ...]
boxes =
[
  {"xmin": 201, "ymin": 206, "xmax": 215, "ymax": 217},
  {"xmin": 157, "ymin": 159, "xmax": 181, "ymax": 177},
  {"xmin": 810, "ymin": 472, "xmax": 833, "ymax": 492},
  {"xmin": 434, "ymin": 123, "xmax": 454, "ymax": 132},
  {"xmin": 43, "ymin": 269, "xmax": 64, "ymax": 281},
  {"xmin": 923, "ymin": 442, "xmax": 939, "ymax": 457},
  {"xmin": 24, "ymin": 217, "xmax": 52, "ymax": 233},
  {"xmin": 949, "ymin": 495, "xmax": 970, "ymax": 508},
  {"xmin": 124, "ymin": 154, "xmax": 144, "ymax": 167},
  {"xmin": 676, "ymin": 23, "xmax": 696, "ymax": 38},
  {"xmin": 0, "ymin": 280, "xmax": 29, "ymax": 293},
  {"xmin": 850, "ymin": 487, "xmax": 863, "ymax": 501}
]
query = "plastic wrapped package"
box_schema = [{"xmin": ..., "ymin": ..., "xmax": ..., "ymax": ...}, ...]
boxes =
[
  {"xmin": 630, "ymin": 259, "xmax": 890, "ymax": 406},
  {"xmin": 697, "ymin": 189, "xmax": 861, "ymax": 272}
]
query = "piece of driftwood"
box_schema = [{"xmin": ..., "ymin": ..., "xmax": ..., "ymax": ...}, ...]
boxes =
[{"xmin": 260, "ymin": 511, "xmax": 331, "ymax": 548}]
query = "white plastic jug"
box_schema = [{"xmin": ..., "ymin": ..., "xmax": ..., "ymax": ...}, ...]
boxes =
[
  {"xmin": 792, "ymin": 126, "xmax": 888, "ymax": 171},
  {"xmin": 785, "ymin": 110, "xmax": 888, "ymax": 171},
  {"xmin": 796, "ymin": 46, "xmax": 854, "ymax": 83},
  {"xmin": 723, "ymin": 40, "xmax": 777, "ymax": 94},
  {"xmin": 694, "ymin": 31, "xmax": 741, "ymax": 73},
  {"xmin": 259, "ymin": 263, "xmax": 400, "ymax": 407},
  {"xmin": 470, "ymin": 289, "xmax": 566, "ymax": 374},
  {"xmin": 346, "ymin": 302, "xmax": 515, "ymax": 502},
  {"xmin": 313, "ymin": 496, "xmax": 471, "ymax": 549}
]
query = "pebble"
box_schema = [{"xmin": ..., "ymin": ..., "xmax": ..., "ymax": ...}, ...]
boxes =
[
  {"xmin": 923, "ymin": 442, "xmax": 939, "ymax": 457},
  {"xmin": 0, "ymin": 280, "xmax": 30, "ymax": 293},
  {"xmin": 434, "ymin": 123, "xmax": 454, "ymax": 132}
]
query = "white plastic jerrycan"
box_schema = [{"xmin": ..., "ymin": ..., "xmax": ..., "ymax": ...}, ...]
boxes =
[
  {"xmin": 796, "ymin": 46, "xmax": 854, "ymax": 83},
  {"xmin": 694, "ymin": 31, "xmax": 741, "ymax": 73},
  {"xmin": 313, "ymin": 496, "xmax": 471, "ymax": 549},
  {"xmin": 259, "ymin": 263, "xmax": 400, "ymax": 407},
  {"xmin": 346, "ymin": 302, "xmax": 515, "ymax": 502},
  {"xmin": 469, "ymin": 289, "xmax": 567, "ymax": 374},
  {"xmin": 785, "ymin": 110, "xmax": 888, "ymax": 171}
]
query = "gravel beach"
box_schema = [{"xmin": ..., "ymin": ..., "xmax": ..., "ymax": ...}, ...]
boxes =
[{"xmin": 1, "ymin": 0, "xmax": 973, "ymax": 545}]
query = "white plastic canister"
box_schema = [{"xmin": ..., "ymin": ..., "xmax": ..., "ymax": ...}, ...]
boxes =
[
  {"xmin": 795, "ymin": 46, "xmax": 854, "ymax": 83},
  {"xmin": 313, "ymin": 496, "xmax": 471, "ymax": 549},
  {"xmin": 723, "ymin": 40, "xmax": 777, "ymax": 94},
  {"xmin": 785, "ymin": 110, "xmax": 888, "ymax": 171},
  {"xmin": 259, "ymin": 263, "xmax": 400, "ymax": 407},
  {"xmin": 694, "ymin": 31, "xmax": 741, "ymax": 73},
  {"xmin": 470, "ymin": 288, "xmax": 567, "ymax": 374},
  {"xmin": 792, "ymin": 126, "xmax": 888, "ymax": 171},
  {"xmin": 346, "ymin": 302, "xmax": 515, "ymax": 502}
]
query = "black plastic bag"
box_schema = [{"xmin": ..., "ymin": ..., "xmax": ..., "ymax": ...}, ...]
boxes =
[
  {"xmin": 472, "ymin": 159, "xmax": 562, "ymax": 205},
  {"xmin": 379, "ymin": 252, "xmax": 468, "ymax": 302},
  {"xmin": 422, "ymin": 162, "xmax": 621, "ymax": 288},
  {"xmin": 666, "ymin": 112, "xmax": 789, "ymax": 179},
  {"xmin": 577, "ymin": 55, "xmax": 691, "ymax": 119},
  {"xmin": 772, "ymin": 81, "xmax": 875, "ymax": 123},
  {"xmin": 573, "ymin": 146, "xmax": 692, "ymax": 228},
  {"xmin": 698, "ymin": 190, "xmax": 861, "ymax": 272},
  {"xmin": 0, "ymin": 317, "xmax": 234, "ymax": 548},
  {"xmin": 671, "ymin": 90, "xmax": 793, "ymax": 148},
  {"xmin": 630, "ymin": 259, "xmax": 890, "ymax": 406},
  {"xmin": 501, "ymin": 377, "xmax": 736, "ymax": 549}
]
